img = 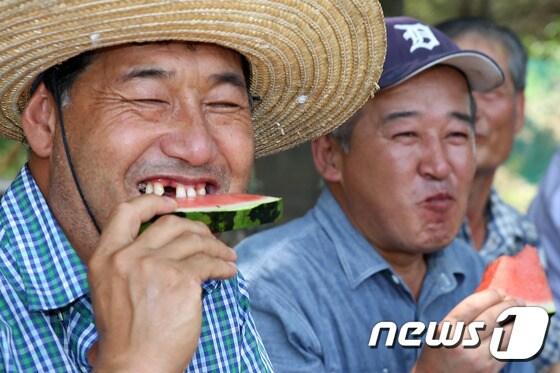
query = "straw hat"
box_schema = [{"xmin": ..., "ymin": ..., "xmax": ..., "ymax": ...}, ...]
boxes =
[{"xmin": 0, "ymin": 0, "xmax": 386, "ymax": 157}]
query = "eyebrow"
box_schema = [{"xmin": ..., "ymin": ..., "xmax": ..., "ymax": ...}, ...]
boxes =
[
  {"xmin": 209, "ymin": 72, "xmax": 247, "ymax": 89},
  {"xmin": 119, "ymin": 67, "xmax": 174, "ymax": 83},
  {"xmin": 451, "ymin": 112, "xmax": 475, "ymax": 128},
  {"xmin": 383, "ymin": 110, "xmax": 475, "ymax": 129},
  {"xmin": 118, "ymin": 68, "xmax": 247, "ymax": 91},
  {"xmin": 382, "ymin": 111, "xmax": 417, "ymax": 123}
]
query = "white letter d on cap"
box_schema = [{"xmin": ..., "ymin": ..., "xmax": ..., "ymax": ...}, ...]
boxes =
[{"xmin": 490, "ymin": 306, "xmax": 549, "ymax": 360}]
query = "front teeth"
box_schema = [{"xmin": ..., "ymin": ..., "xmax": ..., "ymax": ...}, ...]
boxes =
[
  {"xmin": 140, "ymin": 181, "xmax": 207, "ymax": 198},
  {"xmin": 176, "ymin": 184, "xmax": 187, "ymax": 199},
  {"xmin": 154, "ymin": 182, "xmax": 164, "ymax": 196},
  {"xmin": 186, "ymin": 186, "xmax": 196, "ymax": 198}
]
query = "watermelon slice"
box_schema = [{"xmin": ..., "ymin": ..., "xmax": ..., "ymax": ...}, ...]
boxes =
[
  {"xmin": 476, "ymin": 245, "xmax": 556, "ymax": 315},
  {"xmin": 141, "ymin": 194, "xmax": 283, "ymax": 233}
]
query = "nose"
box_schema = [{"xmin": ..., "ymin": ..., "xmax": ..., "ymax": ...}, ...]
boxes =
[
  {"xmin": 159, "ymin": 106, "xmax": 216, "ymax": 166},
  {"xmin": 418, "ymin": 137, "xmax": 452, "ymax": 181}
]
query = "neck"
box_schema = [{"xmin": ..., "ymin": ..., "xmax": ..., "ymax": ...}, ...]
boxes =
[
  {"xmin": 378, "ymin": 250, "xmax": 427, "ymax": 300},
  {"xmin": 328, "ymin": 184, "xmax": 427, "ymax": 300},
  {"xmin": 466, "ymin": 170, "xmax": 495, "ymax": 250},
  {"xmin": 28, "ymin": 155, "xmax": 50, "ymax": 197},
  {"xmin": 29, "ymin": 156, "xmax": 99, "ymax": 264}
]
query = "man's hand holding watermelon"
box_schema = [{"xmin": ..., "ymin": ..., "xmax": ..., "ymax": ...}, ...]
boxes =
[
  {"xmin": 414, "ymin": 289, "xmax": 524, "ymax": 373},
  {"xmin": 88, "ymin": 195, "xmax": 238, "ymax": 371}
]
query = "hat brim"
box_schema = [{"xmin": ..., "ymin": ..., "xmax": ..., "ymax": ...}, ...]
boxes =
[
  {"xmin": 0, "ymin": 1, "xmax": 386, "ymax": 157},
  {"xmin": 383, "ymin": 51, "xmax": 504, "ymax": 92}
]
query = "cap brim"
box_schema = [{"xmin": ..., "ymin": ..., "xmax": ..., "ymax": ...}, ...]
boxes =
[{"xmin": 384, "ymin": 51, "xmax": 504, "ymax": 92}]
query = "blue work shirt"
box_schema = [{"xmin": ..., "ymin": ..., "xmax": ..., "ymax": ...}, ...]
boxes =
[{"xmin": 237, "ymin": 188, "xmax": 534, "ymax": 373}]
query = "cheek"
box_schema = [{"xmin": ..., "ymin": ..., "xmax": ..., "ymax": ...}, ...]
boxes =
[
  {"xmin": 349, "ymin": 145, "xmax": 418, "ymax": 204},
  {"xmin": 93, "ymin": 121, "xmax": 154, "ymax": 160},
  {"xmin": 215, "ymin": 125, "xmax": 254, "ymax": 179},
  {"xmin": 448, "ymin": 144, "xmax": 476, "ymax": 184}
]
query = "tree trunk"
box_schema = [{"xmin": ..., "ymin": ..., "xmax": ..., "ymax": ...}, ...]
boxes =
[{"xmin": 380, "ymin": 0, "xmax": 404, "ymax": 16}]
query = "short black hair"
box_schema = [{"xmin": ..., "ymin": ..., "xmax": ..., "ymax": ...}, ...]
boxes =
[
  {"xmin": 31, "ymin": 50, "xmax": 97, "ymax": 108},
  {"xmin": 436, "ymin": 17, "xmax": 527, "ymax": 92}
]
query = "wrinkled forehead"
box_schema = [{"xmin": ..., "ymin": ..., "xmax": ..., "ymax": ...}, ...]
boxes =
[
  {"xmin": 99, "ymin": 41, "xmax": 244, "ymax": 66},
  {"xmin": 380, "ymin": 65, "xmax": 471, "ymax": 98},
  {"xmin": 32, "ymin": 41, "xmax": 251, "ymax": 97},
  {"xmin": 453, "ymin": 33, "xmax": 511, "ymax": 73}
]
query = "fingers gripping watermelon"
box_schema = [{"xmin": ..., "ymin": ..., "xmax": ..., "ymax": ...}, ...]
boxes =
[
  {"xmin": 142, "ymin": 194, "xmax": 283, "ymax": 233},
  {"xmin": 476, "ymin": 245, "xmax": 556, "ymax": 315}
]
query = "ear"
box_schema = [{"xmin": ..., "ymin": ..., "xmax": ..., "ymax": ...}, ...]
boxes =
[
  {"xmin": 21, "ymin": 83, "xmax": 57, "ymax": 158},
  {"xmin": 513, "ymin": 91, "xmax": 525, "ymax": 134},
  {"xmin": 311, "ymin": 135, "xmax": 344, "ymax": 183}
]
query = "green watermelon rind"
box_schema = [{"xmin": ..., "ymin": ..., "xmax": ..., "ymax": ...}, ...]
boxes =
[
  {"xmin": 140, "ymin": 196, "xmax": 283, "ymax": 233},
  {"xmin": 539, "ymin": 303, "xmax": 557, "ymax": 316}
]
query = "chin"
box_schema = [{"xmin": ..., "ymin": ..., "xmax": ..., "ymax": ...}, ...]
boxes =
[{"xmin": 416, "ymin": 229, "xmax": 456, "ymax": 252}]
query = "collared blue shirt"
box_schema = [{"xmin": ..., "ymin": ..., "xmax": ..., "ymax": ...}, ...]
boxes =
[
  {"xmin": 238, "ymin": 188, "xmax": 533, "ymax": 373},
  {"xmin": 0, "ymin": 165, "xmax": 272, "ymax": 372}
]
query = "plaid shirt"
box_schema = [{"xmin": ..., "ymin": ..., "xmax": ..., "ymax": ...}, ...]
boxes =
[
  {"xmin": 459, "ymin": 188, "xmax": 558, "ymax": 371},
  {"xmin": 459, "ymin": 188, "xmax": 539, "ymax": 263},
  {"xmin": 0, "ymin": 165, "xmax": 272, "ymax": 372}
]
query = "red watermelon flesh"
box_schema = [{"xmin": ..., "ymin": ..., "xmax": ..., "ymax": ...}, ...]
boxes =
[
  {"xmin": 175, "ymin": 194, "xmax": 274, "ymax": 212},
  {"xmin": 476, "ymin": 245, "xmax": 556, "ymax": 315}
]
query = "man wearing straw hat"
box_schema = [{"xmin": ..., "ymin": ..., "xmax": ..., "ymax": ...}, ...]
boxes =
[
  {"xmin": 0, "ymin": 1, "xmax": 386, "ymax": 371},
  {"xmin": 238, "ymin": 17, "xmax": 535, "ymax": 372}
]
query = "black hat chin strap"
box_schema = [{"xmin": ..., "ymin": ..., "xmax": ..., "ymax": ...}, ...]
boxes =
[{"xmin": 54, "ymin": 100, "xmax": 102, "ymax": 235}]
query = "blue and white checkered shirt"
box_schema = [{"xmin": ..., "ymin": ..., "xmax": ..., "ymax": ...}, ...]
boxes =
[
  {"xmin": 458, "ymin": 188, "xmax": 558, "ymax": 371},
  {"xmin": 459, "ymin": 188, "xmax": 539, "ymax": 263},
  {"xmin": 0, "ymin": 165, "xmax": 273, "ymax": 372}
]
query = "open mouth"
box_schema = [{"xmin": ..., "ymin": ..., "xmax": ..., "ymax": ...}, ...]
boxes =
[
  {"xmin": 421, "ymin": 193, "xmax": 455, "ymax": 213},
  {"xmin": 138, "ymin": 178, "xmax": 217, "ymax": 198}
]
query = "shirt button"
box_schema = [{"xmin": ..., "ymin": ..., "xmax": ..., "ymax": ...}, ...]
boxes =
[
  {"xmin": 382, "ymin": 368, "xmax": 389, "ymax": 373},
  {"xmin": 439, "ymin": 273, "xmax": 452, "ymax": 291},
  {"xmin": 391, "ymin": 274, "xmax": 399, "ymax": 284}
]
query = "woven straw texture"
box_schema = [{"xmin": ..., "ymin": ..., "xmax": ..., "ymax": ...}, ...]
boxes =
[{"xmin": 0, "ymin": 0, "xmax": 386, "ymax": 157}]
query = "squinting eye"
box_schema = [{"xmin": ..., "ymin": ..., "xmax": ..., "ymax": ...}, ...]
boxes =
[
  {"xmin": 133, "ymin": 99, "xmax": 168, "ymax": 105},
  {"xmin": 450, "ymin": 132, "xmax": 469, "ymax": 138},
  {"xmin": 207, "ymin": 101, "xmax": 244, "ymax": 112},
  {"xmin": 394, "ymin": 132, "xmax": 417, "ymax": 138}
]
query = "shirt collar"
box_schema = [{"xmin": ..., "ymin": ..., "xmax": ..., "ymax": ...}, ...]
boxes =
[
  {"xmin": 425, "ymin": 240, "xmax": 470, "ymax": 280},
  {"xmin": 487, "ymin": 188, "xmax": 526, "ymax": 240},
  {"xmin": 459, "ymin": 188, "xmax": 538, "ymax": 260},
  {"xmin": 312, "ymin": 188, "xmax": 468, "ymax": 289},
  {"xmin": 312, "ymin": 188, "xmax": 390, "ymax": 289},
  {"xmin": 1, "ymin": 165, "xmax": 89, "ymax": 311}
]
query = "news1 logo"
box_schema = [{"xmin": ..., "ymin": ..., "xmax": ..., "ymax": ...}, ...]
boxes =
[{"xmin": 368, "ymin": 307, "xmax": 550, "ymax": 360}]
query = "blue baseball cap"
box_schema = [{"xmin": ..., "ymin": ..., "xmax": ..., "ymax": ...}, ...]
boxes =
[{"xmin": 380, "ymin": 17, "xmax": 504, "ymax": 91}]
